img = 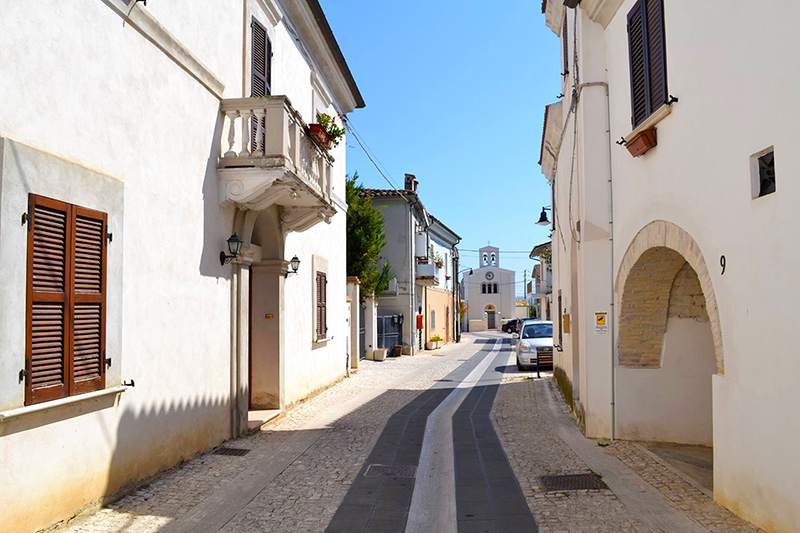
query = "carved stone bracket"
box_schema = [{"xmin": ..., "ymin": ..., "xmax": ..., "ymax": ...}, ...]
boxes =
[{"xmin": 281, "ymin": 207, "xmax": 334, "ymax": 233}]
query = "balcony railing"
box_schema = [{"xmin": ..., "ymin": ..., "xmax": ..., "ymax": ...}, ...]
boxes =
[
  {"xmin": 217, "ymin": 96, "xmax": 334, "ymax": 214},
  {"xmin": 416, "ymin": 262, "xmax": 440, "ymax": 286}
]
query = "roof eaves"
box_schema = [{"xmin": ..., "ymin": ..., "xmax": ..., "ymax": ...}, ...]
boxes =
[{"xmin": 304, "ymin": 0, "xmax": 366, "ymax": 109}]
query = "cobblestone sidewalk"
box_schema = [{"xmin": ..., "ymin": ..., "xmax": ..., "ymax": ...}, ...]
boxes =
[
  {"xmin": 50, "ymin": 339, "xmax": 476, "ymax": 533},
  {"xmin": 491, "ymin": 370, "xmax": 761, "ymax": 532}
]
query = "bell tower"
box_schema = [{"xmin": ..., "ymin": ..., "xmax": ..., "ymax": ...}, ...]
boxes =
[{"xmin": 479, "ymin": 246, "xmax": 500, "ymax": 268}]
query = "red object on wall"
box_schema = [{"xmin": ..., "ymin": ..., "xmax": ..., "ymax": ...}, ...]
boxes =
[{"xmin": 416, "ymin": 314, "xmax": 424, "ymax": 329}]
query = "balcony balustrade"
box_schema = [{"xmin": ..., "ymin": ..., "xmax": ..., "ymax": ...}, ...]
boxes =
[
  {"xmin": 416, "ymin": 261, "xmax": 440, "ymax": 286},
  {"xmin": 217, "ymin": 96, "xmax": 336, "ymax": 231}
]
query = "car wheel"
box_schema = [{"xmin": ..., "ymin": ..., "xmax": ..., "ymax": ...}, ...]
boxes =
[{"xmin": 516, "ymin": 358, "xmax": 523, "ymax": 371}]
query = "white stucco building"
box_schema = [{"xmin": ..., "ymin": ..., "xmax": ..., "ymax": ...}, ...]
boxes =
[
  {"xmin": 0, "ymin": 2, "xmax": 363, "ymax": 530},
  {"xmin": 362, "ymin": 175, "xmax": 461, "ymax": 353},
  {"xmin": 462, "ymin": 246, "xmax": 515, "ymax": 331},
  {"xmin": 529, "ymin": 241, "xmax": 553, "ymax": 320},
  {"xmin": 540, "ymin": 1, "xmax": 800, "ymax": 530}
]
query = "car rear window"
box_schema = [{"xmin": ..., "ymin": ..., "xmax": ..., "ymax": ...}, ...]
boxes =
[{"xmin": 522, "ymin": 324, "xmax": 553, "ymax": 339}]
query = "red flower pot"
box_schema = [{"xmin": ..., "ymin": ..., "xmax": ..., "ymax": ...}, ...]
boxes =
[
  {"xmin": 309, "ymin": 124, "xmax": 332, "ymax": 150},
  {"xmin": 626, "ymin": 127, "xmax": 657, "ymax": 157}
]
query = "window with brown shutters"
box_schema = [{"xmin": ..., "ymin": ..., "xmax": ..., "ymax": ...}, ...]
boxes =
[
  {"xmin": 627, "ymin": 0, "xmax": 667, "ymax": 128},
  {"xmin": 562, "ymin": 12, "xmax": 569, "ymax": 76},
  {"xmin": 316, "ymin": 272, "xmax": 327, "ymax": 340},
  {"xmin": 25, "ymin": 194, "xmax": 107, "ymax": 405},
  {"xmin": 251, "ymin": 17, "xmax": 272, "ymax": 152}
]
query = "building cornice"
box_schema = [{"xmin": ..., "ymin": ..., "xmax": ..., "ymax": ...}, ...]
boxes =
[
  {"xmin": 277, "ymin": 0, "xmax": 365, "ymax": 113},
  {"xmin": 580, "ymin": 0, "xmax": 625, "ymax": 28}
]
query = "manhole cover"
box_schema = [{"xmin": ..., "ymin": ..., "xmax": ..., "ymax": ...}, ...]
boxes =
[
  {"xmin": 539, "ymin": 473, "xmax": 608, "ymax": 491},
  {"xmin": 364, "ymin": 464, "xmax": 417, "ymax": 478},
  {"xmin": 213, "ymin": 447, "xmax": 251, "ymax": 457}
]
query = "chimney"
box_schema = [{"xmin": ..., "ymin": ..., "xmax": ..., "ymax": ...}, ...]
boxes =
[{"xmin": 404, "ymin": 173, "xmax": 418, "ymax": 192}]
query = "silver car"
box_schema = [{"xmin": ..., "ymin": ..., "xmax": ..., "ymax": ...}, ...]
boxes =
[{"xmin": 513, "ymin": 320, "xmax": 554, "ymax": 375}]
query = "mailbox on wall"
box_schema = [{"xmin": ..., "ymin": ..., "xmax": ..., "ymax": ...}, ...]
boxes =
[{"xmin": 416, "ymin": 314, "xmax": 424, "ymax": 329}]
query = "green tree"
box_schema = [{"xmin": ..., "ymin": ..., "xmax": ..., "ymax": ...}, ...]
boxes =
[{"xmin": 346, "ymin": 173, "xmax": 392, "ymax": 299}]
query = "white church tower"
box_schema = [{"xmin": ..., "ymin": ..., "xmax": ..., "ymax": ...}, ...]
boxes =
[{"xmin": 462, "ymin": 246, "xmax": 515, "ymax": 330}]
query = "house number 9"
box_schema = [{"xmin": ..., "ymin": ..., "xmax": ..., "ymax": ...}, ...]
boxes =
[{"xmin": 720, "ymin": 255, "xmax": 726, "ymax": 275}]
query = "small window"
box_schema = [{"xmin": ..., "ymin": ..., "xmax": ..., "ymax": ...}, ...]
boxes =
[
  {"xmin": 627, "ymin": 0, "xmax": 667, "ymax": 128},
  {"xmin": 431, "ymin": 310, "xmax": 436, "ymax": 331},
  {"xmin": 316, "ymin": 271, "xmax": 327, "ymax": 340},
  {"xmin": 494, "ymin": 283, "xmax": 498, "ymax": 293},
  {"xmin": 481, "ymin": 284, "xmax": 487, "ymax": 294},
  {"xmin": 25, "ymin": 194, "xmax": 108, "ymax": 405},
  {"xmin": 562, "ymin": 12, "xmax": 569, "ymax": 76},
  {"xmin": 490, "ymin": 252, "xmax": 496, "ymax": 266},
  {"xmin": 752, "ymin": 148, "xmax": 776, "ymax": 198}
]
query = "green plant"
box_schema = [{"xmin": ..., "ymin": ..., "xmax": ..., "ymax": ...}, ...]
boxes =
[
  {"xmin": 433, "ymin": 252, "xmax": 444, "ymax": 265},
  {"xmin": 318, "ymin": 113, "xmax": 345, "ymax": 147},
  {"xmin": 458, "ymin": 301, "xmax": 469, "ymax": 320},
  {"xmin": 346, "ymin": 173, "xmax": 391, "ymax": 299},
  {"xmin": 429, "ymin": 335, "xmax": 443, "ymax": 342},
  {"xmin": 541, "ymin": 246, "xmax": 552, "ymax": 265}
]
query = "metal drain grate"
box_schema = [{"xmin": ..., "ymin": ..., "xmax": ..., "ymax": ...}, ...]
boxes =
[
  {"xmin": 539, "ymin": 473, "xmax": 608, "ymax": 491},
  {"xmin": 364, "ymin": 464, "xmax": 417, "ymax": 478},
  {"xmin": 213, "ymin": 447, "xmax": 251, "ymax": 457}
]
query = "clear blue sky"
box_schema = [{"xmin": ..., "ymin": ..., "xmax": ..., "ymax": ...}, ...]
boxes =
[{"xmin": 320, "ymin": 1, "xmax": 560, "ymax": 296}]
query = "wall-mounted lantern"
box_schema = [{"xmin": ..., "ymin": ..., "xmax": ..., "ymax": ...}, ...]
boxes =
[
  {"xmin": 219, "ymin": 234, "xmax": 244, "ymax": 265},
  {"xmin": 536, "ymin": 207, "xmax": 552, "ymax": 226},
  {"xmin": 285, "ymin": 256, "xmax": 301, "ymax": 277}
]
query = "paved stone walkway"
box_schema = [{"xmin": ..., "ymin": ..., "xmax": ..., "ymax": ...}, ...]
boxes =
[{"xmin": 50, "ymin": 332, "xmax": 760, "ymax": 533}]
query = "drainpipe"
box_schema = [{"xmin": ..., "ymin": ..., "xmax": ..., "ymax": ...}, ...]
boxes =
[
  {"xmin": 230, "ymin": 264, "xmax": 240, "ymax": 439},
  {"xmin": 576, "ymin": 80, "xmax": 616, "ymax": 440}
]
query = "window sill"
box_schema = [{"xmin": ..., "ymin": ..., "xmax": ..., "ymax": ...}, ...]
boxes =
[
  {"xmin": 0, "ymin": 386, "xmax": 129, "ymax": 423},
  {"xmin": 314, "ymin": 336, "xmax": 334, "ymax": 344},
  {"xmin": 624, "ymin": 103, "xmax": 672, "ymax": 144}
]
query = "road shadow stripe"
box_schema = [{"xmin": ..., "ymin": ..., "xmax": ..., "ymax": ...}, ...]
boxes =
[
  {"xmin": 453, "ymin": 351, "xmax": 539, "ymax": 532},
  {"xmin": 325, "ymin": 341, "xmax": 497, "ymax": 533}
]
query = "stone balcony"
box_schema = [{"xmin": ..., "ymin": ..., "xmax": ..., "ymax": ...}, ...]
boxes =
[
  {"xmin": 415, "ymin": 261, "xmax": 440, "ymax": 286},
  {"xmin": 217, "ymin": 96, "xmax": 336, "ymax": 232}
]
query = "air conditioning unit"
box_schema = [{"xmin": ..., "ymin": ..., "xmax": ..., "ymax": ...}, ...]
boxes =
[
  {"xmin": 415, "ymin": 232, "xmax": 429, "ymax": 258},
  {"xmin": 383, "ymin": 278, "xmax": 399, "ymax": 295}
]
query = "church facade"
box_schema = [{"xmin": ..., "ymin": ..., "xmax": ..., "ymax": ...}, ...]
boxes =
[{"xmin": 462, "ymin": 246, "xmax": 515, "ymax": 331}]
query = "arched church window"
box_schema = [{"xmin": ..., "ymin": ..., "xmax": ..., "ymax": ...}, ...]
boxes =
[
  {"xmin": 490, "ymin": 252, "xmax": 496, "ymax": 266},
  {"xmin": 481, "ymin": 283, "xmax": 487, "ymax": 294}
]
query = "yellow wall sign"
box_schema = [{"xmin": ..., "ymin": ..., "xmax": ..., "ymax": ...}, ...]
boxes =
[{"xmin": 595, "ymin": 312, "xmax": 608, "ymax": 335}]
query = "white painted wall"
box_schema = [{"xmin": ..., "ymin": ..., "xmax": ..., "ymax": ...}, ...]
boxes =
[
  {"xmin": 617, "ymin": 318, "xmax": 716, "ymax": 445},
  {"xmin": 544, "ymin": 1, "xmax": 800, "ymax": 529},
  {"xmin": 0, "ymin": 1, "xmax": 357, "ymax": 530}
]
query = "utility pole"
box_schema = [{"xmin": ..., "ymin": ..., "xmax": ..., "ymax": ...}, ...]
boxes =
[{"xmin": 523, "ymin": 269, "xmax": 527, "ymax": 301}]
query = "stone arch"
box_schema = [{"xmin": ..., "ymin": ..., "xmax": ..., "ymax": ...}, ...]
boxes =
[{"xmin": 616, "ymin": 220, "xmax": 724, "ymax": 374}]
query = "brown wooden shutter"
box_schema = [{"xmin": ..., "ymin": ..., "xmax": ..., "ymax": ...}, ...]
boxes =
[
  {"xmin": 251, "ymin": 18, "xmax": 271, "ymax": 152},
  {"xmin": 645, "ymin": 0, "xmax": 667, "ymax": 114},
  {"xmin": 562, "ymin": 13, "xmax": 569, "ymax": 75},
  {"xmin": 316, "ymin": 272, "xmax": 327, "ymax": 340},
  {"xmin": 25, "ymin": 195, "xmax": 107, "ymax": 405},
  {"xmin": 26, "ymin": 195, "xmax": 70, "ymax": 404},
  {"xmin": 628, "ymin": 0, "xmax": 667, "ymax": 128},
  {"xmin": 627, "ymin": 1, "xmax": 648, "ymax": 128},
  {"xmin": 71, "ymin": 206, "xmax": 107, "ymax": 395}
]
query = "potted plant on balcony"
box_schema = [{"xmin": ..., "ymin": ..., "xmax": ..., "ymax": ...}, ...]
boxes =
[
  {"xmin": 433, "ymin": 252, "xmax": 444, "ymax": 269},
  {"xmin": 309, "ymin": 113, "xmax": 345, "ymax": 151},
  {"xmin": 426, "ymin": 335, "xmax": 443, "ymax": 351}
]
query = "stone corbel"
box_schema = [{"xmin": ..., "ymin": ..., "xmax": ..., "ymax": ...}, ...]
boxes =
[
  {"xmin": 280, "ymin": 207, "xmax": 332, "ymax": 233},
  {"xmin": 219, "ymin": 168, "xmax": 295, "ymax": 210}
]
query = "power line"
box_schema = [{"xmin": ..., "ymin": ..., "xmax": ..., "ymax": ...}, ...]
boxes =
[
  {"xmin": 460, "ymin": 249, "xmax": 534, "ymax": 253},
  {"xmin": 341, "ymin": 116, "xmax": 405, "ymax": 196}
]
